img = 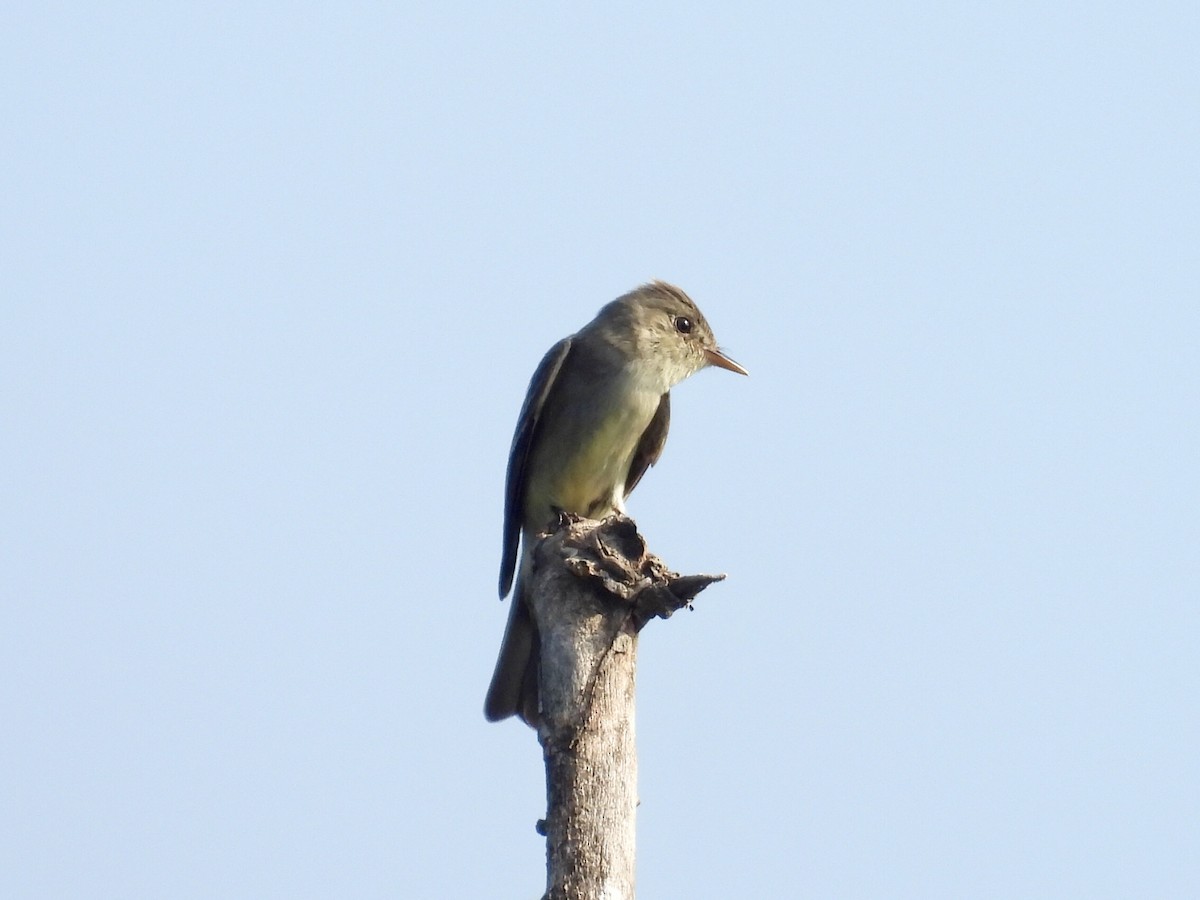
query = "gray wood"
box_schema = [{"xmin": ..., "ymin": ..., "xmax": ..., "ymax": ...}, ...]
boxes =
[{"xmin": 528, "ymin": 515, "xmax": 723, "ymax": 900}]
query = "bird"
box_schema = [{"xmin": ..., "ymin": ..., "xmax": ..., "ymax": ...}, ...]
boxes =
[{"xmin": 485, "ymin": 280, "xmax": 747, "ymax": 726}]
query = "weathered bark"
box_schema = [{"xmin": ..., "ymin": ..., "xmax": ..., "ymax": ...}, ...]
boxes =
[{"xmin": 529, "ymin": 514, "xmax": 723, "ymax": 900}]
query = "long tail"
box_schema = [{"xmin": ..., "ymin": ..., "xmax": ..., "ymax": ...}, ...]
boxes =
[{"xmin": 484, "ymin": 577, "xmax": 540, "ymax": 726}]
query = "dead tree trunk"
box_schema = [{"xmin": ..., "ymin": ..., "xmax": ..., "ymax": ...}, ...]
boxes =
[{"xmin": 529, "ymin": 514, "xmax": 723, "ymax": 900}]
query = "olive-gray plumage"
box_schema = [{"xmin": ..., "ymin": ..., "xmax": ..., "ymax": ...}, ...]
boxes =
[{"xmin": 485, "ymin": 281, "xmax": 747, "ymax": 725}]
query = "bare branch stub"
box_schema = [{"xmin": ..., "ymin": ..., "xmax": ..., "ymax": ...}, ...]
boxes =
[
  {"xmin": 531, "ymin": 513, "xmax": 726, "ymax": 900},
  {"xmin": 545, "ymin": 513, "xmax": 725, "ymax": 630}
]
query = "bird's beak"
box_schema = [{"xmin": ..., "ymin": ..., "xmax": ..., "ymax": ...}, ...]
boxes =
[{"xmin": 704, "ymin": 347, "xmax": 749, "ymax": 376}]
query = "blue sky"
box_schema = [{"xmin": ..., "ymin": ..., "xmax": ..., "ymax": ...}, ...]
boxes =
[{"xmin": 3, "ymin": 3, "xmax": 1197, "ymax": 897}]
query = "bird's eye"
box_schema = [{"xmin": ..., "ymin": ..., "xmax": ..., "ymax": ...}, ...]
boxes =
[{"xmin": 674, "ymin": 316, "xmax": 693, "ymax": 334}]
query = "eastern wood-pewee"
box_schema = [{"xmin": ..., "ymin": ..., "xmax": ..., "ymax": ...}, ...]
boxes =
[{"xmin": 485, "ymin": 280, "xmax": 747, "ymax": 726}]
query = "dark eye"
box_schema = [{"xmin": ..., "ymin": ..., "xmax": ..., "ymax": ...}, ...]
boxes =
[{"xmin": 674, "ymin": 316, "xmax": 693, "ymax": 334}]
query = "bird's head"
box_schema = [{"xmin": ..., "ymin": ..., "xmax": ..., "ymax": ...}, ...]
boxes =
[{"xmin": 587, "ymin": 280, "xmax": 747, "ymax": 392}]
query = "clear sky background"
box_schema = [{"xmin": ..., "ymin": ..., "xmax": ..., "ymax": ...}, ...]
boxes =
[{"xmin": 3, "ymin": 3, "xmax": 1197, "ymax": 898}]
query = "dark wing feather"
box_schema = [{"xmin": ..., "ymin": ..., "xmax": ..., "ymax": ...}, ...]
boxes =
[
  {"xmin": 498, "ymin": 337, "xmax": 573, "ymax": 597},
  {"xmin": 624, "ymin": 392, "xmax": 670, "ymax": 497}
]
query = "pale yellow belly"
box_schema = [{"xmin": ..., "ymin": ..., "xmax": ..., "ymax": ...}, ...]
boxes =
[{"xmin": 523, "ymin": 395, "xmax": 655, "ymax": 531}]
